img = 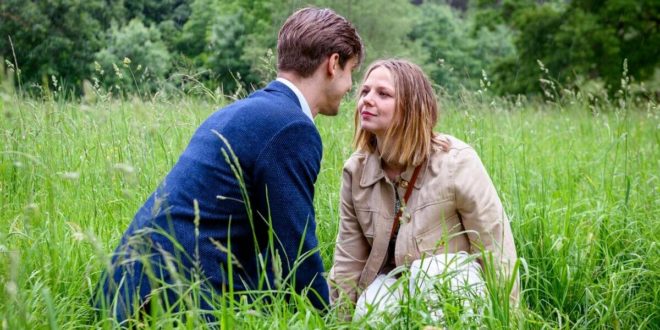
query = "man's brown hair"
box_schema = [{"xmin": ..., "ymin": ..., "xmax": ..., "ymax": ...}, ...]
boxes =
[
  {"xmin": 353, "ymin": 59, "xmax": 439, "ymax": 168},
  {"xmin": 278, "ymin": 7, "xmax": 364, "ymax": 77}
]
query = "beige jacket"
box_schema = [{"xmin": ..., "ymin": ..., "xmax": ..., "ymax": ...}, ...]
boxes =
[{"xmin": 329, "ymin": 135, "xmax": 519, "ymax": 305}]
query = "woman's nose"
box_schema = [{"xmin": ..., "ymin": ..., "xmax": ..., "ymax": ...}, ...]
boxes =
[{"xmin": 361, "ymin": 91, "xmax": 374, "ymax": 106}]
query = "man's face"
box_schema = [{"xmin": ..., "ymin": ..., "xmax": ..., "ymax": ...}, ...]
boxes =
[{"xmin": 318, "ymin": 56, "xmax": 359, "ymax": 116}]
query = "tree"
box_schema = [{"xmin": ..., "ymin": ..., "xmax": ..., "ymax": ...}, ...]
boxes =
[
  {"xmin": 0, "ymin": 0, "xmax": 123, "ymax": 93},
  {"xmin": 205, "ymin": 10, "xmax": 252, "ymax": 92},
  {"xmin": 177, "ymin": 0, "xmax": 293, "ymax": 92},
  {"xmin": 122, "ymin": 0, "xmax": 193, "ymax": 53},
  {"xmin": 478, "ymin": 0, "xmax": 660, "ymax": 95},
  {"xmin": 314, "ymin": 0, "xmax": 427, "ymax": 70},
  {"xmin": 410, "ymin": 2, "xmax": 516, "ymax": 92}
]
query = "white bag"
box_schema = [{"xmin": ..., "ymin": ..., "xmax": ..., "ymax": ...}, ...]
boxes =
[
  {"xmin": 354, "ymin": 252, "xmax": 485, "ymax": 322},
  {"xmin": 353, "ymin": 273, "xmax": 402, "ymax": 321}
]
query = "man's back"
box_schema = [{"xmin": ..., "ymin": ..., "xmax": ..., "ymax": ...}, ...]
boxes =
[{"xmin": 102, "ymin": 81, "xmax": 327, "ymax": 317}]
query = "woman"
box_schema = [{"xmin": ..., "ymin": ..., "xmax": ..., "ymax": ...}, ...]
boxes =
[{"xmin": 329, "ymin": 59, "xmax": 518, "ymax": 317}]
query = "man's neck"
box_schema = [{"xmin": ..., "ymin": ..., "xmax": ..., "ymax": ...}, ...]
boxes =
[{"xmin": 278, "ymin": 71, "xmax": 323, "ymax": 118}]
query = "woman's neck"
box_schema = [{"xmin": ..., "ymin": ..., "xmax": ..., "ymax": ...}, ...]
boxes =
[
  {"xmin": 377, "ymin": 135, "xmax": 404, "ymax": 182},
  {"xmin": 382, "ymin": 160, "xmax": 404, "ymax": 182}
]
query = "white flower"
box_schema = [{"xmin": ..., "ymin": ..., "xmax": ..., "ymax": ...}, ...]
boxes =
[{"xmin": 58, "ymin": 172, "xmax": 80, "ymax": 180}]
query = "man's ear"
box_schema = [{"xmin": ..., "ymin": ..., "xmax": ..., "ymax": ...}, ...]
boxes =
[{"xmin": 326, "ymin": 53, "xmax": 340, "ymax": 77}]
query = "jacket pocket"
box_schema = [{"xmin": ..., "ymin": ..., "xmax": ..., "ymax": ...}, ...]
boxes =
[
  {"xmin": 355, "ymin": 209, "xmax": 376, "ymax": 246},
  {"xmin": 412, "ymin": 201, "xmax": 462, "ymax": 255}
]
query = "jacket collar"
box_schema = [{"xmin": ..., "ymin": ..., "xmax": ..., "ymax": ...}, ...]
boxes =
[
  {"xmin": 275, "ymin": 78, "xmax": 313, "ymax": 122},
  {"xmin": 359, "ymin": 149, "xmax": 427, "ymax": 189},
  {"xmin": 264, "ymin": 80, "xmax": 301, "ymax": 108}
]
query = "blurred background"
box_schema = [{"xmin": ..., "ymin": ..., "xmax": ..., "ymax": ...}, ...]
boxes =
[{"xmin": 1, "ymin": 0, "xmax": 658, "ymax": 100}]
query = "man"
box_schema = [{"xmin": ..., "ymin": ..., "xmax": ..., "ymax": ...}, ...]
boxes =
[{"xmin": 98, "ymin": 7, "xmax": 363, "ymax": 321}]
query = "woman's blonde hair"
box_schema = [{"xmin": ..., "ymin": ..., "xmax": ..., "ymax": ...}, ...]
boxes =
[{"xmin": 353, "ymin": 59, "xmax": 439, "ymax": 168}]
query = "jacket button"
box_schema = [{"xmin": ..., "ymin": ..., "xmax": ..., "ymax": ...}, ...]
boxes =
[{"xmin": 399, "ymin": 180, "xmax": 408, "ymax": 189}]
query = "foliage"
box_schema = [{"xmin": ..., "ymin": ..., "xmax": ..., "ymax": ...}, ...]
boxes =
[
  {"xmin": 0, "ymin": 0, "xmax": 658, "ymax": 97},
  {"xmin": 94, "ymin": 19, "xmax": 172, "ymax": 95},
  {"xmin": 314, "ymin": 0, "xmax": 427, "ymax": 69},
  {"xmin": 477, "ymin": 0, "xmax": 660, "ymax": 96},
  {"xmin": 126, "ymin": 0, "xmax": 193, "ymax": 53},
  {"xmin": 0, "ymin": 0, "xmax": 123, "ymax": 93},
  {"xmin": 177, "ymin": 0, "xmax": 289, "ymax": 92},
  {"xmin": 123, "ymin": 0, "xmax": 192, "ymax": 27},
  {"xmin": 410, "ymin": 3, "xmax": 516, "ymax": 92}
]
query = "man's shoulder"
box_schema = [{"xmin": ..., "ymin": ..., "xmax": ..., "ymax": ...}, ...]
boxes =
[
  {"xmin": 205, "ymin": 84, "xmax": 310, "ymax": 131},
  {"xmin": 226, "ymin": 87, "xmax": 299, "ymax": 115},
  {"xmin": 247, "ymin": 80, "xmax": 301, "ymax": 113}
]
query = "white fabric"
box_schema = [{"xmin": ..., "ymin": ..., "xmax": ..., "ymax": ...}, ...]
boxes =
[
  {"xmin": 354, "ymin": 253, "xmax": 485, "ymax": 323},
  {"xmin": 354, "ymin": 274, "xmax": 401, "ymax": 320},
  {"xmin": 276, "ymin": 77, "xmax": 313, "ymax": 122}
]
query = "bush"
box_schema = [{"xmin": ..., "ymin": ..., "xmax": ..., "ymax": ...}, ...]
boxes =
[
  {"xmin": 94, "ymin": 19, "xmax": 171, "ymax": 96},
  {"xmin": 410, "ymin": 3, "xmax": 516, "ymax": 93}
]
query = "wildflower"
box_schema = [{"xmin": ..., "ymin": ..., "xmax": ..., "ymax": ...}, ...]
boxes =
[
  {"xmin": 551, "ymin": 236, "xmax": 564, "ymax": 251},
  {"xmin": 481, "ymin": 70, "xmax": 491, "ymax": 87},
  {"xmin": 58, "ymin": 171, "xmax": 80, "ymax": 180},
  {"xmin": 244, "ymin": 310, "xmax": 261, "ymax": 317},
  {"xmin": 113, "ymin": 63, "xmax": 123, "ymax": 79},
  {"xmin": 537, "ymin": 59, "xmax": 549, "ymax": 74},
  {"xmin": 112, "ymin": 163, "xmax": 135, "ymax": 175},
  {"xmin": 72, "ymin": 232, "xmax": 85, "ymax": 242},
  {"xmin": 67, "ymin": 222, "xmax": 85, "ymax": 241},
  {"xmin": 5, "ymin": 59, "xmax": 14, "ymax": 72},
  {"xmin": 24, "ymin": 203, "xmax": 38, "ymax": 213},
  {"xmin": 272, "ymin": 252, "xmax": 283, "ymax": 289},
  {"xmin": 5, "ymin": 281, "xmax": 17, "ymax": 297},
  {"xmin": 209, "ymin": 238, "xmax": 244, "ymax": 269},
  {"xmin": 123, "ymin": 57, "xmax": 131, "ymax": 66}
]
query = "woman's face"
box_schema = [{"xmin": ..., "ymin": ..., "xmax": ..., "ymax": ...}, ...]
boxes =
[{"xmin": 357, "ymin": 66, "xmax": 397, "ymax": 139}]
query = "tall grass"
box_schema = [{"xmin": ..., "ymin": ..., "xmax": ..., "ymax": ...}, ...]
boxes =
[{"xmin": 0, "ymin": 89, "xmax": 658, "ymax": 328}]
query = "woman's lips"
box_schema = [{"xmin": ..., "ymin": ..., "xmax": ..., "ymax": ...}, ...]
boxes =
[{"xmin": 361, "ymin": 111, "xmax": 375, "ymax": 119}]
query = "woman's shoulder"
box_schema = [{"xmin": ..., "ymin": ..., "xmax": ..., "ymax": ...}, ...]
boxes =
[
  {"xmin": 343, "ymin": 151, "xmax": 369, "ymax": 171},
  {"xmin": 431, "ymin": 133, "xmax": 479, "ymax": 160},
  {"xmin": 433, "ymin": 133, "xmax": 471, "ymax": 151}
]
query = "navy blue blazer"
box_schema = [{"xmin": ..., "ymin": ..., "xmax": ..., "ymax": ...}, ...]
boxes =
[{"xmin": 100, "ymin": 81, "xmax": 328, "ymax": 319}]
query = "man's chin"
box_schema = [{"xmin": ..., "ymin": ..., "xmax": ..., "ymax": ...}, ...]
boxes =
[{"xmin": 319, "ymin": 106, "xmax": 340, "ymax": 117}]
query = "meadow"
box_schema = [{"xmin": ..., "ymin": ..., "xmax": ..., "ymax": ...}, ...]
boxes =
[{"xmin": 0, "ymin": 90, "xmax": 658, "ymax": 328}]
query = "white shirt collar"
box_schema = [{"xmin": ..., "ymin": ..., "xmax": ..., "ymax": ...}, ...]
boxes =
[{"xmin": 276, "ymin": 77, "xmax": 313, "ymax": 122}]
